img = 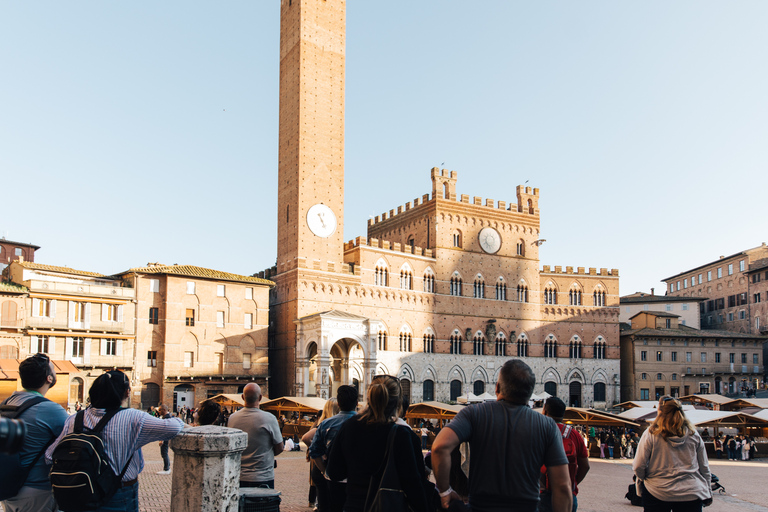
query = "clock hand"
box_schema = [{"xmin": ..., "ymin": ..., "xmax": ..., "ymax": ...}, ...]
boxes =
[{"xmin": 318, "ymin": 212, "xmax": 326, "ymax": 228}]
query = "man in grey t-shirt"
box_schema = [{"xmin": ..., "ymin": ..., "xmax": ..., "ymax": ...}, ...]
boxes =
[
  {"xmin": 227, "ymin": 383, "xmax": 284, "ymax": 488},
  {"xmin": 432, "ymin": 360, "xmax": 572, "ymax": 512}
]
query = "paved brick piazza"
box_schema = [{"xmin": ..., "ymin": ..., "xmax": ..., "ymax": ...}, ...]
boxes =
[
  {"xmin": 3, "ymin": 442, "xmax": 765, "ymax": 512},
  {"xmin": 131, "ymin": 442, "xmax": 768, "ymax": 512}
]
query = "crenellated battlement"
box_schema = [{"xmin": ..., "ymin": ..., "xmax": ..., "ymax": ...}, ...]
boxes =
[
  {"xmin": 345, "ymin": 236, "xmax": 435, "ymax": 258},
  {"xmin": 541, "ymin": 265, "xmax": 619, "ymax": 277},
  {"xmin": 367, "ymin": 167, "xmax": 539, "ymax": 228}
]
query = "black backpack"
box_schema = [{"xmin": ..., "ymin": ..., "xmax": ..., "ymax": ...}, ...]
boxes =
[
  {"xmin": 50, "ymin": 408, "xmax": 133, "ymax": 511},
  {"xmin": 0, "ymin": 395, "xmax": 51, "ymax": 500}
]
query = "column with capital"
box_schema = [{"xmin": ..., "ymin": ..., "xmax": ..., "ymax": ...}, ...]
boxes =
[
  {"xmin": 294, "ymin": 358, "xmax": 309, "ymax": 397},
  {"xmin": 315, "ymin": 344, "xmax": 332, "ymax": 400},
  {"xmin": 362, "ymin": 358, "xmax": 377, "ymax": 400}
]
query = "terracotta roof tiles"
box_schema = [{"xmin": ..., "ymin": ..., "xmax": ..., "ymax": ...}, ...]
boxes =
[{"xmin": 122, "ymin": 264, "xmax": 274, "ymax": 286}]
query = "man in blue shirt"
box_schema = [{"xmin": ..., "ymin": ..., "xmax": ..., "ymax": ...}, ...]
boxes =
[
  {"xmin": 1, "ymin": 353, "xmax": 67, "ymax": 512},
  {"xmin": 309, "ymin": 385, "xmax": 358, "ymax": 512}
]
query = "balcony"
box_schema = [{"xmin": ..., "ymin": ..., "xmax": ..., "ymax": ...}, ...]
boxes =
[{"xmin": 28, "ymin": 280, "xmax": 135, "ymax": 300}]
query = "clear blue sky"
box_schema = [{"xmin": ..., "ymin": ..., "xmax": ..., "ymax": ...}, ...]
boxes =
[{"xmin": 2, "ymin": 1, "xmax": 767, "ymax": 296}]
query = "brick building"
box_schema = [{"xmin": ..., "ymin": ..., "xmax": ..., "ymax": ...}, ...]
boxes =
[
  {"xmin": 620, "ymin": 292, "xmax": 704, "ymax": 329},
  {"xmin": 620, "ymin": 311, "xmax": 764, "ymax": 400},
  {"xmin": 265, "ymin": 0, "xmax": 621, "ymax": 407},
  {"xmin": 0, "ymin": 238, "xmax": 39, "ymax": 273},
  {"xmin": 115, "ymin": 264, "xmax": 273, "ymax": 410}
]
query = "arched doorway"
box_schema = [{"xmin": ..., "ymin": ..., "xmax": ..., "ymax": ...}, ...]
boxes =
[
  {"xmin": 473, "ymin": 380, "xmax": 485, "ymax": 395},
  {"xmin": 569, "ymin": 381, "xmax": 582, "ymax": 407},
  {"xmin": 70, "ymin": 377, "xmax": 84, "ymax": 404},
  {"xmin": 450, "ymin": 380, "xmax": 462, "ymax": 401},
  {"xmin": 400, "ymin": 379, "xmax": 411, "ymax": 404},
  {"xmin": 544, "ymin": 381, "xmax": 557, "ymax": 397},
  {"xmin": 728, "ymin": 377, "xmax": 736, "ymax": 394},
  {"xmin": 319, "ymin": 338, "xmax": 365, "ymax": 400},
  {"xmin": 423, "ymin": 380, "xmax": 434, "ymax": 402},
  {"xmin": 141, "ymin": 383, "xmax": 160, "ymax": 408},
  {"xmin": 714, "ymin": 377, "xmax": 722, "ymax": 394},
  {"xmin": 173, "ymin": 384, "xmax": 195, "ymax": 412}
]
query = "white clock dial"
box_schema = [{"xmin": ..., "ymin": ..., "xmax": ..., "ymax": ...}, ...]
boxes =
[
  {"xmin": 478, "ymin": 227, "xmax": 502, "ymax": 254},
  {"xmin": 306, "ymin": 204, "xmax": 337, "ymax": 238}
]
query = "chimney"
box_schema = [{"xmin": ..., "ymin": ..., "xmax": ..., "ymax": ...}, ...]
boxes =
[{"xmin": 651, "ymin": 287, "xmax": 654, "ymax": 296}]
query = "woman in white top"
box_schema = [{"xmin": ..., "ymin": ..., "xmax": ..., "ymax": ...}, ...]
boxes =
[{"xmin": 633, "ymin": 396, "xmax": 712, "ymax": 512}]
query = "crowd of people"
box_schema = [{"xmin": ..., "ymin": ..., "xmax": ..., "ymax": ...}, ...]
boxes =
[{"xmin": 0, "ymin": 352, "xmax": 759, "ymax": 512}]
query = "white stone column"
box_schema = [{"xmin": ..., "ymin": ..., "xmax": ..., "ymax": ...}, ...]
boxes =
[{"xmin": 170, "ymin": 426, "xmax": 248, "ymax": 512}]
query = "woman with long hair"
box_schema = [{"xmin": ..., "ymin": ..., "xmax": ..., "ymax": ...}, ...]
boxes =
[
  {"xmin": 326, "ymin": 376, "xmax": 429, "ymax": 512},
  {"xmin": 302, "ymin": 398, "xmax": 340, "ymax": 511},
  {"xmin": 633, "ymin": 396, "xmax": 712, "ymax": 512}
]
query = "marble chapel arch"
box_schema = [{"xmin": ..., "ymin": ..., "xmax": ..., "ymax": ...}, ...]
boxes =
[{"xmin": 263, "ymin": 0, "xmax": 621, "ymax": 406}]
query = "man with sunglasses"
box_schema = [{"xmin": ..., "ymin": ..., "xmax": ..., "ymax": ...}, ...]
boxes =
[{"xmin": 1, "ymin": 353, "xmax": 67, "ymax": 512}]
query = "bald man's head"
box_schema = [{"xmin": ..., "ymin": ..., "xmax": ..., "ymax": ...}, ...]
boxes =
[{"xmin": 242, "ymin": 383, "xmax": 262, "ymax": 407}]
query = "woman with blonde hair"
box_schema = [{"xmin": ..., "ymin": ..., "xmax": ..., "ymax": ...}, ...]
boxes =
[
  {"xmin": 327, "ymin": 376, "xmax": 429, "ymax": 512},
  {"xmin": 633, "ymin": 396, "xmax": 712, "ymax": 512},
  {"xmin": 302, "ymin": 398, "xmax": 339, "ymax": 511}
]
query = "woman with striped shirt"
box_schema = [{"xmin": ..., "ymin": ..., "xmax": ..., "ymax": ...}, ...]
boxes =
[{"xmin": 46, "ymin": 370, "xmax": 184, "ymax": 512}]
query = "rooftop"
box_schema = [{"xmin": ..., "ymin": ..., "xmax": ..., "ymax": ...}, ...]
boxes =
[
  {"xmin": 662, "ymin": 243, "xmax": 768, "ymax": 281},
  {"xmin": 121, "ymin": 264, "xmax": 274, "ymax": 286},
  {"xmin": 0, "ymin": 281, "xmax": 27, "ymax": 294},
  {"xmin": 16, "ymin": 261, "xmax": 107, "ymax": 278},
  {"xmin": 0, "ymin": 238, "xmax": 40, "ymax": 250},
  {"xmin": 621, "ymin": 293, "xmax": 706, "ymax": 304}
]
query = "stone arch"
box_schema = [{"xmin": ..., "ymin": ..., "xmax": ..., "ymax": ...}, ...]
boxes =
[
  {"xmin": 397, "ymin": 364, "xmax": 415, "ymax": 382},
  {"xmin": 447, "ymin": 365, "xmax": 467, "ymax": 384},
  {"xmin": 566, "ymin": 367, "xmax": 586, "ymax": 383},
  {"xmin": 542, "ymin": 367, "xmax": 562, "ymax": 384},
  {"xmin": 471, "ymin": 366, "xmax": 489, "ymax": 383},
  {"xmin": 422, "ymin": 365, "xmax": 437, "ymax": 383},
  {"xmin": 376, "ymin": 362, "xmax": 391, "ymax": 375},
  {"xmin": 591, "ymin": 369, "xmax": 609, "ymax": 385}
]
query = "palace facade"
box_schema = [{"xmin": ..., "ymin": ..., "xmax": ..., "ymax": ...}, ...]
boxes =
[{"xmin": 264, "ymin": 0, "xmax": 621, "ymax": 407}]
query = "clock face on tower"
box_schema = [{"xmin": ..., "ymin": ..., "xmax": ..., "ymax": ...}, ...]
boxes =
[
  {"xmin": 306, "ymin": 203, "xmax": 337, "ymax": 238},
  {"xmin": 478, "ymin": 227, "xmax": 502, "ymax": 254}
]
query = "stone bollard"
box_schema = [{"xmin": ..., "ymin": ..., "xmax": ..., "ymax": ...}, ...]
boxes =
[{"xmin": 169, "ymin": 426, "xmax": 248, "ymax": 512}]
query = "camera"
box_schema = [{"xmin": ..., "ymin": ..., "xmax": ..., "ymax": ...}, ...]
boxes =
[{"xmin": 0, "ymin": 416, "xmax": 27, "ymax": 454}]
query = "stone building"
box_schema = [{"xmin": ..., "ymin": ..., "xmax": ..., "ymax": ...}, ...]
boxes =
[
  {"xmin": 0, "ymin": 279, "xmax": 28, "ymax": 359},
  {"xmin": 620, "ymin": 292, "xmax": 704, "ymax": 328},
  {"xmin": 3, "ymin": 260, "xmax": 136, "ymax": 406},
  {"xmin": 115, "ymin": 264, "xmax": 273, "ymax": 410},
  {"xmin": 620, "ymin": 311, "xmax": 764, "ymax": 401},
  {"xmin": 264, "ymin": 0, "xmax": 621, "ymax": 408}
]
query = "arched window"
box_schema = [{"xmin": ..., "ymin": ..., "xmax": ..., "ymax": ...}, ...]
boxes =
[
  {"xmin": 517, "ymin": 334, "xmax": 529, "ymax": 357},
  {"xmin": 377, "ymin": 331, "xmax": 388, "ymax": 351},
  {"xmin": 450, "ymin": 276, "xmax": 463, "ymax": 296},
  {"xmin": 569, "ymin": 337, "xmax": 582, "ymax": 359},
  {"xmin": 0, "ymin": 345, "xmax": 18, "ymax": 358},
  {"xmin": 423, "ymin": 380, "xmax": 435, "ymax": 401},
  {"xmin": 70, "ymin": 377, "xmax": 84, "ymax": 404},
  {"xmin": 569, "ymin": 286, "xmax": 582, "ymax": 306},
  {"xmin": 544, "ymin": 285, "xmax": 557, "ymax": 305},
  {"xmin": 473, "ymin": 333, "xmax": 485, "ymax": 355},
  {"xmin": 593, "ymin": 382, "xmax": 606, "ymax": 402},
  {"xmin": 544, "ymin": 381, "xmax": 557, "ymax": 397},
  {"xmin": 423, "ymin": 332, "xmax": 435, "ymax": 354},
  {"xmin": 473, "ymin": 380, "xmax": 485, "ymax": 395},
  {"xmin": 474, "ymin": 276, "xmax": 485, "ymax": 299},
  {"xmin": 141, "ymin": 382, "xmax": 161, "ymax": 408},
  {"xmin": 593, "ymin": 286, "xmax": 606, "ymax": 307},
  {"xmin": 495, "ymin": 279, "xmax": 507, "ymax": 301},
  {"xmin": 495, "ymin": 333, "xmax": 506, "ymax": 356},
  {"xmin": 452, "ymin": 230, "xmax": 462, "ymax": 248},
  {"xmin": 517, "ymin": 284, "xmax": 529, "ymax": 303},
  {"xmin": 450, "ymin": 332, "xmax": 462, "ymax": 355},
  {"xmin": 450, "ymin": 380, "xmax": 462, "ymax": 401},
  {"xmin": 528, "ymin": 199, "xmax": 534, "ymax": 214},
  {"xmin": 400, "ymin": 269, "xmax": 413, "ymax": 290},
  {"xmin": 400, "ymin": 379, "xmax": 411, "ymax": 403},
  {"xmin": 593, "ymin": 336, "xmax": 606, "ymax": 359},
  {"xmin": 375, "ymin": 264, "xmax": 389, "ymax": 286},
  {"xmin": 407, "ymin": 237, "xmax": 415, "ymax": 251},
  {"xmin": 544, "ymin": 336, "xmax": 557, "ymax": 358},
  {"xmin": 399, "ymin": 330, "xmax": 412, "ymax": 352},
  {"xmin": 516, "ymin": 240, "xmax": 525, "ymax": 256},
  {"xmin": 423, "ymin": 270, "xmax": 435, "ymax": 293}
]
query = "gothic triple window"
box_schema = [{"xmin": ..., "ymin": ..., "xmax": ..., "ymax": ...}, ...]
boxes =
[
  {"xmin": 569, "ymin": 288, "xmax": 582, "ymax": 306},
  {"xmin": 593, "ymin": 288, "xmax": 606, "ymax": 306},
  {"xmin": 495, "ymin": 334, "xmax": 506, "ymax": 356},
  {"xmin": 377, "ymin": 331, "xmax": 387, "ymax": 351},
  {"xmin": 594, "ymin": 337, "xmax": 606, "ymax": 359},
  {"xmin": 517, "ymin": 335, "xmax": 529, "ymax": 357},
  {"xmin": 375, "ymin": 266, "xmax": 389, "ymax": 286},
  {"xmin": 474, "ymin": 277, "xmax": 485, "ymax": 299},
  {"xmin": 569, "ymin": 337, "xmax": 582, "ymax": 359},
  {"xmin": 423, "ymin": 271, "xmax": 435, "ymax": 293},
  {"xmin": 544, "ymin": 287, "xmax": 557, "ymax": 305},
  {"xmin": 450, "ymin": 277, "xmax": 463, "ymax": 296},
  {"xmin": 473, "ymin": 334, "xmax": 485, "ymax": 356},
  {"xmin": 450, "ymin": 333, "xmax": 462, "ymax": 355},
  {"xmin": 544, "ymin": 337, "xmax": 557, "ymax": 358},
  {"xmin": 496, "ymin": 280, "xmax": 507, "ymax": 301},
  {"xmin": 400, "ymin": 269, "xmax": 413, "ymax": 290},
  {"xmin": 399, "ymin": 332, "xmax": 412, "ymax": 352},
  {"xmin": 423, "ymin": 333, "xmax": 435, "ymax": 354},
  {"xmin": 517, "ymin": 284, "xmax": 529, "ymax": 303}
]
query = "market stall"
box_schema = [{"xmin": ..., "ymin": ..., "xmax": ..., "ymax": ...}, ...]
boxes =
[{"xmin": 260, "ymin": 396, "xmax": 328, "ymax": 437}]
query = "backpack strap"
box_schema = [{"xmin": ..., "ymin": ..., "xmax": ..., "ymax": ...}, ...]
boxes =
[
  {"xmin": 0, "ymin": 395, "xmax": 47, "ymax": 418},
  {"xmin": 562, "ymin": 424, "xmax": 572, "ymax": 439}
]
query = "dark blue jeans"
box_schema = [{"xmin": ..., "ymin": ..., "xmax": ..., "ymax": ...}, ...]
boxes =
[
  {"xmin": 96, "ymin": 481, "xmax": 139, "ymax": 512},
  {"xmin": 240, "ymin": 480, "xmax": 274, "ymax": 489},
  {"xmin": 160, "ymin": 441, "xmax": 170, "ymax": 471}
]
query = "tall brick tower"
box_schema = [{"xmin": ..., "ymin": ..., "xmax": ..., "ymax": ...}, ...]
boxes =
[{"xmin": 271, "ymin": 0, "xmax": 346, "ymax": 396}]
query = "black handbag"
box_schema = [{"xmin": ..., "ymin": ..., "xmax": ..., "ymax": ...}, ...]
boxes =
[{"xmin": 364, "ymin": 424, "xmax": 411, "ymax": 512}]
